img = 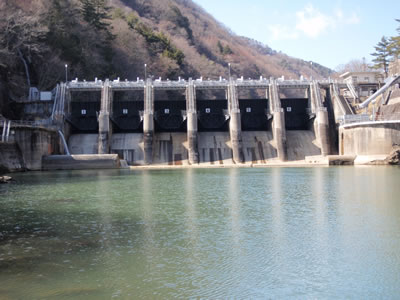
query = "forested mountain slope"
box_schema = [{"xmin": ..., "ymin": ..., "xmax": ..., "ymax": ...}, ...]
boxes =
[{"xmin": 0, "ymin": 0, "xmax": 332, "ymax": 116}]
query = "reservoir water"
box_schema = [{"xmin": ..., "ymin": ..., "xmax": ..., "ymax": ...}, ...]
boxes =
[{"xmin": 1, "ymin": 167, "xmax": 400, "ymax": 298}]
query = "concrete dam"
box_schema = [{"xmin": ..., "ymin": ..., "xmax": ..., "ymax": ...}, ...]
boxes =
[{"xmin": 55, "ymin": 77, "xmax": 346, "ymax": 166}]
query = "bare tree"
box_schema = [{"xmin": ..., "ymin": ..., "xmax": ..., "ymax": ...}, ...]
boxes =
[
  {"xmin": 0, "ymin": 6, "xmax": 49, "ymax": 91},
  {"xmin": 335, "ymin": 59, "xmax": 372, "ymax": 74}
]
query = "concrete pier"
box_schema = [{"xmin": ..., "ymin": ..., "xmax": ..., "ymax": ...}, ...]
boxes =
[
  {"xmin": 144, "ymin": 79, "xmax": 154, "ymax": 165},
  {"xmin": 186, "ymin": 79, "xmax": 199, "ymax": 164},
  {"xmin": 272, "ymin": 110, "xmax": 288, "ymax": 161},
  {"xmin": 310, "ymin": 81, "xmax": 330, "ymax": 156},
  {"xmin": 227, "ymin": 81, "xmax": 244, "ymax": 164},
  {"xmin": 98, "ymin": 80, "xmax": 112, "ymax": 154},
  {"xmin": 269, "ymin": 79, "xmax": 287, "ymax": 161},
  {"xmin": 316, "ymin": 109, "xmax": 330, "ymax": 156}
]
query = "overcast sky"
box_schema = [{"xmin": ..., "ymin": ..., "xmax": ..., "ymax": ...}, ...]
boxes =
[{"xmin": 193, "ymin": 0, "xmax": 400, "ymax": 70}]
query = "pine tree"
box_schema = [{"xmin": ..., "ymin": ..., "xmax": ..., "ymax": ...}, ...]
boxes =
[
  {"xmin": 45, "ymin": 0, "xmax": 82, "ymax": 63},
  {"xmin": 371, "ymin": 36, "xmax": 391, "ymax": 77},
  {"xmin": 80, "ymin": 0, "xmax": 111, "ymax": 31},
  {"xmin": 388, "ymin": 19, "xmax": 400, "ymax": 59},
  {"xmin": 217, "ymin": 41, "xmax": 224, "ymax": 54}
]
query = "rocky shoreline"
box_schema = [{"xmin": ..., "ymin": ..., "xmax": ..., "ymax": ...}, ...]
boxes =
[{"xmin": 0, "ymin": 175, "xmax": 13, "ymax": 183}]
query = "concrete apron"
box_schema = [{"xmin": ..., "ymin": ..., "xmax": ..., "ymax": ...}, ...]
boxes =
[
  {"xmin": 67, "ymin": 131, "xmax": 342, "ymax": 168},
  {"xmin": 42, "ymin": 154, "xmax": 120, "ymax": 170}
]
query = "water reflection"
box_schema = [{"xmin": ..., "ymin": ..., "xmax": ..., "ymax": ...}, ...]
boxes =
[
  {"xmin": 311, "ymin": 168, "xmax": 330, "ymax": 289},
  {"xmin": 312, "ymin": 167, "xmax": 327, "ymax": 227},
  {"xmin": 140, "ymin": 170, "xmax": 157, "ymax": 275},
  {"xmin": 228, "ymin": 168, "xmax": 241, "ymax": 248},
  {"xmin": 271, "ymin": 167, "xmax": 283, "ymax": 238},
  {"xmin": 1, "ymin": 167, "xmax": 400, "ymax": 298},
  {"xmin": 184, "ymin": 168, "xmax": 198, "ymax": 247}
]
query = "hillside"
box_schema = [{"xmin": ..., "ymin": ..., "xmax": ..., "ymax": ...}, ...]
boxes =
[{"xmin": 0, "ymin": 0, "xmax": 333, "ymax": 117}]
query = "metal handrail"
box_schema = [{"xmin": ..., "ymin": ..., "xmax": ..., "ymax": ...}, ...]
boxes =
[
  {"xmin": 373, "ymin": 113, "xmax": 400, "ymax": 121},
  {"xmin": 338, "ymin": 114, "xmax": 371, "ymax": 125},
  {"xmin": 359, "ymin": 75, "xmax": 400, "ymax": 109},
  {"xmin": 66, "ymin": 78, "xmax": 351, "ymax": 91}
]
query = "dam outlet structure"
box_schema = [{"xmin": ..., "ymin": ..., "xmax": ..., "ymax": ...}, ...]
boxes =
[{"xmin": 50, "ymin": 77, "xmax": 352, "ymax": 167}]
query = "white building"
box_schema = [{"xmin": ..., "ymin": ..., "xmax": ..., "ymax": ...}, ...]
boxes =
[
  {"xmin": 339, "ymin": 71, "xmax": 383, "ymax": 84},
  {"xmin": 340, "ymin": 71, "xmax": 384, "ymax": 98}
]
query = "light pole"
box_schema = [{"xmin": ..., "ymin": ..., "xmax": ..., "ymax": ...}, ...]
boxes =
[
  {"xmin": 310, "ymin": 61, "xmax": 313, "ymax": 79},
  {"xmin": 65, "ymin": 64, "xmax": 68, "ymax": 83},
  {"xmin": 228, "ymin": 63, "xmax": 231, "ymax": 80},
  {"xmin": 144, "ymin": 64, "xmax": 147, "ymax": 80}
]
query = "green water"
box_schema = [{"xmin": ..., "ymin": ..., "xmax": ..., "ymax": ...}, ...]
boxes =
[{"xmin": 1, "ymin": 167, "xmax": 400, "ymax": 299}]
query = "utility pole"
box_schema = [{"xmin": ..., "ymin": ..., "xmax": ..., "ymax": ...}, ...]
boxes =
[{"xmin": 65, "ymin": 64, "xmax": 68, "ymax": 83}]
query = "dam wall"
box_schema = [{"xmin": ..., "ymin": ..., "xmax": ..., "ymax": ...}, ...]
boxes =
[
  {"xmin": 69, "ymin": 134, "xmax": 98, "ymax": 154},
  {"xmin": 69, "ymin": 132, "xmax": 189, "ymax": 166},
  {"xmin": 8, "ymin": 77, "xmax": 400, "ymax": 170},
  {"xmin": 197, "ymin": 132, "xmax": 233, "ymax": 165},
  {"xmin": 153, "ymin": 132, "xmax": 188, "ymax": 165},
  {"xmin": 111, "ymin": 133, "xmax": 144, "ymax": 165},
  {"xmin": 63, "ymin": 78, "xmax": 338, "ymax": 166},
  {"xmin": 286, "ymin": 131, "xmax": 321, "ymax": 161},
  {"xmin": 68, "ymin": 131, "xmax": 281, "ymax": 166},
  {"xmin": 242, "ymin": 131, "xmax": 276, "ymax": 163}
]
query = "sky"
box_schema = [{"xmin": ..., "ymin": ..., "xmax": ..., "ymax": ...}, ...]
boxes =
[{"xmin": 193, "ymin": 0, "xmax": 400, "ymax": 70}]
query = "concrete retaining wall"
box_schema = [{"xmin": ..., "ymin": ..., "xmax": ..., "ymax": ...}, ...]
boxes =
[
  {"xmin": 339, "ymin": 121, "xmax": 400, "ymax": 156},
  {"xmin": 23, "ymin": 101, "xmax": 53, "ymax": 119},
  {"xmin": 0, "ymin": 142, "xmax": 25, "ymax": 173},
  {"xmin": 13, "ymin": 126, "xmax": 60, "ymax": 170}
]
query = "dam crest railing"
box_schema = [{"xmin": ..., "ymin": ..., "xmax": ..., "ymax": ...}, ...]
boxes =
[
  {"xmin": 66, "ymin": 78, "xmax": 348, "ymax": 91},
  {"xmin": 339, "ymin": 113, "xmax": 400, "ymax": 125}
]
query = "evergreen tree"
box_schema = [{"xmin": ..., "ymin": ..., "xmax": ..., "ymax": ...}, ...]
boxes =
[
  {"xmin": 217, "ymin": 41, "xmax": 224, "ymax": 54},
  {"xmin": 223, "ymin": 44, "xmax": 233, "ymax": 55},
  {"xmin": 45, "ymin": 0, "xmax": 82, "ymax": 63},
  {"xmin": 169, "ymin": 6, "xmax": 193, "ymax": 42},
  {"xmin": 371, "ymin": 36, "xmax": 391, "ymax": 77},
  {"xmin": 217, "ymin": 41, "xmax": 233, "ymax": 55},
  {"xmin": 80, "ymin": 0, "xmax": 111, "ymax": 31},
  {"xmin": 79, "ymin": 0, "xmax": 115, "ymax": 76},
  {"xmin": 388, "ymin": 19, "xmax": 400, "ymax": 59}
]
